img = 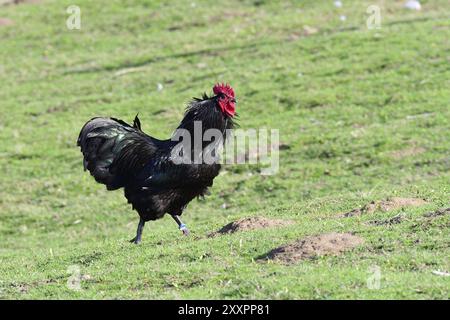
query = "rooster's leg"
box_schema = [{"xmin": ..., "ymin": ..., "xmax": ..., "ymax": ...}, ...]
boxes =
[
  {"xmin": 130, "ymin": 218, "xmax": 145, "ymax": 244},
  {"xmin": 172, "ymin": 215, "xmax": 189, "ymax": 236}
]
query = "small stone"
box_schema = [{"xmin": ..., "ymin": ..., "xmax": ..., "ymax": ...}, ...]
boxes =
[{"xmin": 404, "ymin": 0, "xmax": 421, "ymax": 10}]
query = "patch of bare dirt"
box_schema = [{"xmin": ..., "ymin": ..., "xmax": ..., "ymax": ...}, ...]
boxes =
[
  {"xmin": 389, "ymin": 146, "xmax": 426, "ymax": 159},
  {"xmin": 410, "ymin": 207, "xmax": 450, "ymax": 232},
  {"xmin": 0, "ymin": 18, "xmax": 13, "ymax": 26},
  {"xmin": 423, "ymin": 207, "xmax": 450, "ymax": 218},
  {"xmin": 46, "ymin": 104, "xmax": 69, "ymax": 114},
  {"xmin": 288, "ymin": 25, "xmax": 319, "ymax": 41},
  {"xmin": 209, "ymin": 217, "xmax": 293, "ymax": 237},
  {"xmin": 10, "ymin": 283, "xmax": 29, "ymax": 293},
  {"xmin": 342, "ymin": 197, "xmax": 428, "ymax": 217},
  {"xmin": 259, "ymin": 233, "xmax": 364, "ymax": 264},
  {"xmin": 209, "ymin": 10, "xmax": 250, "ymax": 23},
  {"xmin": 236, "ymin": 143, "xmax": 290, "ymax": 163}
]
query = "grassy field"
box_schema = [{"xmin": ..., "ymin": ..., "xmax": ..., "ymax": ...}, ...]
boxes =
[{"xmin": 0, "ymin": 0, "xmax": 449, "ymax": 299}]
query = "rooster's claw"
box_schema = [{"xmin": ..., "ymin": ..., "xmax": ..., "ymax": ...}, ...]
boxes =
[
  {"xmin": 179, "ymin": 223, "xmax": 189, "ymax": 236},
  {"xmin": 129, "ymin": 237, "xmax": 141, "ymax": 244}
]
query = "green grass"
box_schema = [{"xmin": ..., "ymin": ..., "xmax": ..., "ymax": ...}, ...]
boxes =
[{"xmin": 0, "ymin": 0, "xmax": 449, "ymax": 299}]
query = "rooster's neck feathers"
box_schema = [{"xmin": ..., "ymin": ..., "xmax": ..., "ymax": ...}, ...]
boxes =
[{"xmin": 175, "ymin": 94, "xmax": 235, "ymax": 140}]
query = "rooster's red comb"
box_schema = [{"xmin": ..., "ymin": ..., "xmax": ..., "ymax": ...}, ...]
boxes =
[{"xmin": 213, "ymin": 83, "xmax": 235, "ymax": 98}]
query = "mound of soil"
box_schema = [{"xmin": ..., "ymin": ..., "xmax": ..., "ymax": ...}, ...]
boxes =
[
  {"xmin": 260, "ymin": 232, "xmax": 364, "ymax": 264},
  {"xmin": 389, "ymin": 146, "xmax": 425, "ymax": 159},
  {"xmin": 209, "ymin": 217, "xmax": 293, "ymax": 237},
  {"xmin": 342, "ymin": 197, "xmax": 428, "ymax": 217}
]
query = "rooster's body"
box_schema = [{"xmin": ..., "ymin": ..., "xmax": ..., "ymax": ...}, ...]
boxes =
[{"xmin": 77, "ymin": 84, "xmax": 236, "ymax": 243}]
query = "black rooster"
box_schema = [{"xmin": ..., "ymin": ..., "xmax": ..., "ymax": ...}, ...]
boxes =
[{"xmin": 77, "ymin": 84, "xmax": 236, "ymax": 244}]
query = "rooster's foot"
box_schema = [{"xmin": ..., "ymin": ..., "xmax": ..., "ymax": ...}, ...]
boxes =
[
  {"xmin": 129, "ymin": 218, "xmax": 145, "ymax": 244},
  {"xmin": 179, "ymin": 223, "xmax": 190, "ymax": 236},
  {"xmin": 172, "ymin": 215, "xmax": 189, "ymax": 236},
  {"xmin": 129, "ymin": 237, "xmax": 141, "ymax": 245}
]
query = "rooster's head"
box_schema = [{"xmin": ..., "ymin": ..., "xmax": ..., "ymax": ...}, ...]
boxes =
[{"xmin": 213, "ymin": 83, "xmax": 236, "ymax": 117}]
